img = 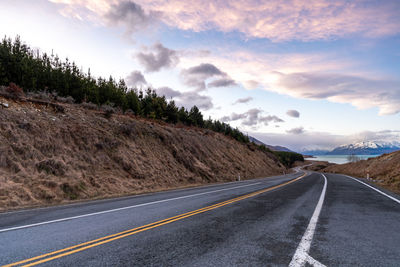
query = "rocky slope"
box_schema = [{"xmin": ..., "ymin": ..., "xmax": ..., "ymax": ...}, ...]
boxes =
[
  {"xmin": 322, "ymin": 151, "xmax": 400, "ymax": 193},
  {"xmin": 0, "ymin": 96, "xmax": 285, "ymax": 211}
]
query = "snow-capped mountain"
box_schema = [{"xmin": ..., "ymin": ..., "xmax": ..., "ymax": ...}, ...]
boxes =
[{"xmin": 326, "ymin": 141, "xmax": 400, "ymax": 155}]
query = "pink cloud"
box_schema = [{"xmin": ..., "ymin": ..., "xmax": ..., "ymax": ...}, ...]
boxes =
[
  {"xmin": 276, "ymin": 72, "xmax": 400, "ymax": 115},
  {"xmin": 51, "ymin": 0, "xmax": 400, "ymax": 41},
  {"xmin": 48, "ymin": 0, "xmax": 400, "ymax": 115},
  {"xmin": 181, "ymin": 50, "xmax": 400, "ymax": 115}
]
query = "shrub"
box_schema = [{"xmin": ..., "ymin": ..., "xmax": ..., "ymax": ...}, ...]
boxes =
[
  {"xmin": 27, "ymin": 91, "xmax": 51, "ymax": 101},
  {"xmin": 60, "ymin": 183, "xmax": 79, "ymax": 200},
  {"xmin": 57, "ymin": 96, "xmax": 75, "ymax": 104},
  {"xmin": 101, "ymin": 104, "xmax": 115, "ymax": 119},
  {"xmin": 120, "ymin": 123, "xmax": 136, "ymax": 137},
  {"xmin": 5, "ymin": 83, "xmax": 24, "ymax": 99},
  {"xmin": 81, "ymin": 102, "xmax": 98, "ymax": 110},
  {"xmin": 124, "ymin": 109, "xmax": 135, "ymax": 115},
  {"xmin": 94, "ymin": 137, "xmax": 120, "ymax": 150},
  {"xmin": 36, "ymin": 159, "xmax": 66, "ymax": 176}
]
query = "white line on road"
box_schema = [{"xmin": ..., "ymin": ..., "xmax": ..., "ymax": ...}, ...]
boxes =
[
  {"xmin": 305, "ymin": 254, "xmax": 326, "ymax": 267},
  {"xmin": 289, "ymin": 173, "xmax": 327, "ymax": 267},
  {"xmin": 0, "ymin": 182, "xmax": 261, "ymax": 233},
  {"xmin": 344, "ymin": 175, "xmax": 400, "ymax": 204}
]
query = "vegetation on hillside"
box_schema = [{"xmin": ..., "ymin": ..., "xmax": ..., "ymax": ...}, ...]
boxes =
[
  {"xmin": 272, "ymin": 151, "xmax": 304, "ymax": 167},
  {"xmin": 258, "ymin": 145, "xmax": 304, "ymax": 167},
  {"xmin": 0, "ymin": 36, "xmax": 248, "ymax": 144},
  {"xmin": 0, "ymin": 36, "xmax": 304, "ymax": 167}
]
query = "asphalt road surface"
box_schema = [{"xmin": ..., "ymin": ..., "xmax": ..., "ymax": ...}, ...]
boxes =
[{"xmin": 1, "ymin": 171, "xmax": 399, "ymax": 266}]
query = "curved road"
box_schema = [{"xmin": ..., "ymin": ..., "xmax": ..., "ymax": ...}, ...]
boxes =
[{"xmin": 1, "ymin": 171, "xmax": 399, "ymax": 266}]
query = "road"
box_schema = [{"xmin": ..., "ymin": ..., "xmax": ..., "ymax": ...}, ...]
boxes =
[{"xmin": 1, "ymin": 171, "xmax": 399, "ymax": 266}]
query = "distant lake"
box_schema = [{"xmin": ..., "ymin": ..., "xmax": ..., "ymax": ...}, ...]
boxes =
[{"xmin": 307, "ymin": 155, "xmax": 380, "ymax": 164}]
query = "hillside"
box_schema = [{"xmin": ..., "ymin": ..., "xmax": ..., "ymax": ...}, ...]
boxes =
[
  {"xmin": 0, "ymin": 96, "xmax": 286, "ymax": 211},
  {"xmin": 248, "ymin": 136, "xmax": 293, "ymax": 152},
  {"xmin": 322, "ymin": 151, "xmax": 400, "ymax": 193}
]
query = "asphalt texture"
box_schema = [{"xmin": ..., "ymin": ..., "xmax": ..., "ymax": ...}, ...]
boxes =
[{"xmin": 0, "ymin": 171, "xmax": 399, "ymax": 266}]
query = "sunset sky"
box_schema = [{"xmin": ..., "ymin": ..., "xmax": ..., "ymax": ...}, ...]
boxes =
[{"xmin": 1, "ymin": 0, "xmax": 400, "ymax": 151}]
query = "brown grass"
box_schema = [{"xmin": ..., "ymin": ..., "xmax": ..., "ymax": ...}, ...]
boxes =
[
  {"xmin": 0, "ymin": 96, "xmax": 285, "ymax": 211},
  {"xmin": 321, "ymin": 153, "xmax": 400, "ymax": 194}
]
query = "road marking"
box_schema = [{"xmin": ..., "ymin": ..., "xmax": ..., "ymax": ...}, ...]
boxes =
[
  {"xmin": 0, "ymin": 182, "xmax": 262, "ymax": 233},
  {"xmin": 0, "ymin": 173, "xmax": 298, "ymax": 216},
  {"xmin": 289, "ymin": 173, "xmax": 327, "ymax": 267},
  {"xmin": 3, "ymin": 173, "xmax": 308, "ymax": 267},
  {"xmin": 344, "ymin": 175, "xmax": 400, "ymax": 204},
  {"xmin": 305, "ymin": 254, "xmax": 326, "ymax": 267}
]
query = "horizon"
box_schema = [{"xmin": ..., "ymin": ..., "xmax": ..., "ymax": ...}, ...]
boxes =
[{"xmin": 1, "ymin": 0, "xmax": 400, "ymax": 151}]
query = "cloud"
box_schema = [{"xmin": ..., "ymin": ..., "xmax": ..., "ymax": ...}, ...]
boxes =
[
  {"xmin": 222, "ymin": 108, "xmax": 284, "ymax": 127},
  {"xmin": 126, "ymin": 70, "xmax": 147, "ymax": 87},
  {"xmin": 155, "ymin": 87, "xmax": 213, "ymax": 110},
  {"xmin": 259, "ymin": 115, "xmax": 284, "ymax": 124},
  {"xmin": 136, "ymin": 42, "xmax": 179, "ymax": 72},
  {"xmin": 208, "ymin": 78, "xmax": 237, "ymax": 88},
  {"xmin": 180, "ymin": 63, "xmax": 228, "ymax": 91},
  {"xmin": 181, "ymin": 49, "xmax": 400, "ymax": 115},
  {"xmin": 250, "ymin": 129, "xmax": 400, "ymax": 152},
  {"xmin": 242, "ymin": 109, "xmax": 260, "ymax": 126},
  {"xmin": 276, "ymin": 72, "xmax": 400, "ymax": 115},
  {"xmin": 250, "ymin": 131, "xmax": 346, "ymax": 151},
  {"xmin": 156, "ymin": 86, "xmax": 181, "ymax": 99},
  {"xmin": 233, "ymin": 97, "xmax": 253, "ymax": 104},
  {"xmin": 185, "ymin": 63, "xmax": 225, "ymax": 76},
  {"xmin": 49, "ymin": 0, "xmax": 400, "ymax": 115},
  {"xmin": 244, "ymin": 80, "xmax": 259, "ymax": 89},
  {"xmin": 286, "ymin": 127, "xmax": 304, "ymax": 135},
  {"xmin": 105, "ymin": 1, "xmax": 160, "ymax": 36},
  {"xmin": 349, "ymin": 130, "xmax": 400, "ymax": 143},
  {"xmin": 175, "ymin": 91, "xmax": 213, "ymax": 110},
  {"xmin": 130, "ymin": 0, "xmax": 400, "ymax": 42},
  {"xmin": 221, "ymin": 112, "xmax": 247, "ymax": 123},
  {"xmin": 286, "ymin": 109, "xmax": 300, "ymax": 118},
  {"xmin": 51, "ymin": 1, "xmax": 400, "ymax": 42}
]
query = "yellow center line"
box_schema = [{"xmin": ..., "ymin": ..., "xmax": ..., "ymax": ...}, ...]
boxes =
[{"xmin": 3, "ymin": 172, "xmax": 307, "ymax": 267}]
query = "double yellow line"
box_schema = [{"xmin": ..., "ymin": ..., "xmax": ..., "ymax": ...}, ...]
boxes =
[{"xmin": 4, "ymin": 172, "xmax": 307, "ymax": 267}]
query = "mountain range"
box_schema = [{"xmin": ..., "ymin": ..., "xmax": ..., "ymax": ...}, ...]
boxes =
[
  {"xmin": 249, "ymin": 136, "xmax": 294, "ymax": 152},
  {"xmin": 303, "ymin": 141, "xmax": 400, "ymax": 155}
]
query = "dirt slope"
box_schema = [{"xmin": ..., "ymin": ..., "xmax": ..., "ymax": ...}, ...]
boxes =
[
  {"xmin": 0, "ymin": 97, "xmax": 285, "ymax": 211},
  {"xmin": 322, "ymin": 151, "xmax": 400, "ymax": 193}
]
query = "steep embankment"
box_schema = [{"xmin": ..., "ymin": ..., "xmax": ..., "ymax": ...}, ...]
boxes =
[
  {"xmin": 0, "ymin": 97, "xmax": 285, "ymax": 211},
  {"xmin": 322, "ymin": 151, "xmax": 400, "ymax": 193}
]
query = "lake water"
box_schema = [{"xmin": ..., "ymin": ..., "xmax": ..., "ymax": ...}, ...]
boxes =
[{"xmin": 307, "ymin": 155, "xmax": 380, "ymax": 164}]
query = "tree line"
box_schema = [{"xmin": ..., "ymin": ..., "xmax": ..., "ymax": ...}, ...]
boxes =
[
  {"xmin": 0, "ymin": 36, "xmax": 305, "ymax": 166},
  {"xmin": 0, "ymin": 36, "xmax": 249, "ymax": 144}
]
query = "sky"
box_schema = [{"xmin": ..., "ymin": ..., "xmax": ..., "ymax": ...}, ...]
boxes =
[{"xmin": 1, "ymin": 0, "xmax": 400, "ymax": 151}]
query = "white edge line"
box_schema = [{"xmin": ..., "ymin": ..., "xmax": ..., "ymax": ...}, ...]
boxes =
[
  {"xmin": 344, "ymin": 175, "xmax": 400, "ymax": 204},
  {"xmin": 0, "ymin": 182, "xmax": 261, "ymax": 233},
  {"xmin": 0, "ymin": 172, "xmax": 300, "ymax": 216},
  {"xmin": 289, "ymin": 173, "xmax": 327, "ymax": 267},
  {"xmin": 306, "ymin": 254, "xmax": 326, "ymax": 267}
]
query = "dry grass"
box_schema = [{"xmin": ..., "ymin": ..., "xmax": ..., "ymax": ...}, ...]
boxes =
[
  {"xmin": 321, "ymin": 153, "xmax": 400, "ymax": 194},
  {"xmin": 0, "ymin": 96, "xmax": 285, "ymax": 211},
  {"xmin": 304, "ymin": 160, "xmax": 335, "ymax": 172}
]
